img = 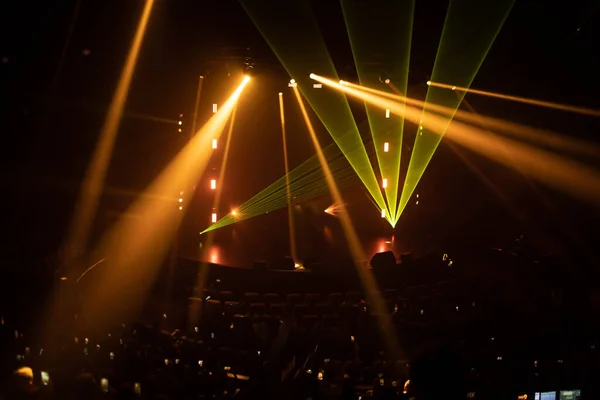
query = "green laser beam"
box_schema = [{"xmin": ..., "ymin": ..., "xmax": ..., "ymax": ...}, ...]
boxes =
[
  {"xmin": 240, "ymin": 0, "xmax": 389, "ymax": 218},
  {"xmin": 341, "ymin": 0, "xmax": 415, "ymax": 222},
  {"xmin": 398, "ymin": 0, "xmax": 515, "ymax": 222}
]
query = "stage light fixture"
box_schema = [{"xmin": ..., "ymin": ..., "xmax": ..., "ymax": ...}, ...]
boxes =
[
  {"xmin": 385, "ymin": 109, "xmax": 390, "ymax": 118},
  {"xmin": 211, "ymin": 213, "xmax": 217, "ymax": 223},
  {"xmin": 178, "ymin": 128, "xmax": 182, "ymax": 133},
  {"xmin": 212, "ymin": 104, "xmax": 218, "ymax": 113},
  {"xmin": 210, "ymin": 179, "xmax": 216, "ymax": 190},
  {"xmin": 231, "ymin": 209, "xmax": 238, "ymax": 216},
  {"xmin": 381, "ymin": 209, "xmax": 386, "ymax": 218},
  {"xmin": 288, "ymin": 78, "xmax": 297, "ymax": 88},
  {"xmin": 382, "ymin": 178, "xmax": 388, "ymax": 188},
  {"xmin": 178, "ymin": 121, "xmax": 182, "ymax": 125},
  {"xmin": 384, "ymin": 142, "xmax": 389, "ymax": 152},
  {"xmin": 313, "ymin": 83, "xmax": 322, "ymax": 88},
  {"xmin": 384, "ymin": 79, "xmax": 391, "ymax": 84},
  {"xmin": 212, "ymin": 139, "xmax": 217, "ymax": 149},
  {"xmin": 426, "ymin": 81, "xmax": 431, "ymax": 86}
]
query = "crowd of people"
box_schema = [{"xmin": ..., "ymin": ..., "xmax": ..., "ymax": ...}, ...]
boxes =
[{"xmin": 0, "ymin": 250, "xmax": 596, "ymax": 399}]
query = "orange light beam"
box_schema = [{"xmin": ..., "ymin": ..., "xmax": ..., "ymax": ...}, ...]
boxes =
[
  {"xmin": 78, "ymin": 77, "xmax": 250, "ymax": 331},
  {"xmin": 293, "ymin": 86, "xmax": 402, "ymax": 362},
  {"xmin": 65, "ymin": 0, "xmax": 155, "ymax": 258},
  {"xmin": 428, "ymin": 81, "xmax": 600, "ymax": 118},
  {"xmin": 279, "ymin": 93, "xmax": 298, "ymax": 262},
  {"xmin": 319, "ymin": 75, "xmax": 600, "ymax": 209}
]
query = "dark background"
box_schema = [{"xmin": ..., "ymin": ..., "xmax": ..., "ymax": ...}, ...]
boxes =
[{"xmin": 1, "ymin": 0, "xmax": 599, "ymax": 270}]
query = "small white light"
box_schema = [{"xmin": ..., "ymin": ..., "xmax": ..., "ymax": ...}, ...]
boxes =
[
  {"xmin": 452, "ymin": 86, "xmax": 456, "ymax": 90},
  {"xmin": 381, "ymin": 209, "xmax": 386, "ymax": 218},
  {"xmin": 210, "ymin": 179, "xmax": 216, "ymax": 190},
  {"xmin": 384, "ymin": 142, "xmax": 389, "ymax": 152},
  {"xmin": 313, "ymin": 83, "xmax": 322, "ymax": 88},
  {"xmin": 178, "ymin": 121, "xmax": 182, "ymax": 125},
  {"xmin": 384, "ymin": 78, "xmax": 390, "ymax": 84},
  {"xmin": 212, "ymin": 139, "xmax": 217, "ymax": 149},
  {"xmin": 278, "ymin": 92, "xmax": 283, "ymax": 96},
  {"xmin": 290, "ymin": 78, "xmax": 296, "ymax": 84},
  {"xmin": 212, "ymin": 104, "xmax": 218, "ymax": 113},
  {"xmin": 382, "ymin": 178, "xmax": 388, "ymax": 188},
  {"xmin": 426, "ymin": 81, "xmax": 431, "ymax": 86},
  {"xmin": 211, "ymin": 213, "xmax": 217, "ymax": 223},
  {"xmin": 385, "ymin": 109, "xmax": 390, "ymax": 118}
]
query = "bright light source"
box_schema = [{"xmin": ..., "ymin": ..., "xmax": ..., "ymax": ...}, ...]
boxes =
[
  {"xmin": 212, "ymin": 139, "xmax": 217, "ymax": 149},
  {"xmin": 178, "ymin": 121, "xmax": 182, "ymax": 125},
  {"xmin": 452, "ymin": 86, "xmax": 456, "ymax": 90},
  {"xmin": 178, "ymin": 128, "xmax": 182, "ymax": 132},
  {"xmin": 212, "ymin": 104, "xmax": 217, "ymax": 113},
  {"xmin": 381, "ymin": 209, "xmax": 386, "ymax": 218},
  {"xmin": 211, "ymin": 213, "xmax": 217, "ymax": 223},
  {"xmin": 278, "ymin": 92, "xmax": 283, "ymax": 96},
  {"xmin": 179, "ymin": 113, "xmax": 183, "ymax": 118},
  {"xmin": 384, "ymin": 78, "xmax": 390, "ymax": 84},
  {"xmin": 309, "ymin": 74, "xmax": 315, "ymax": 79},
  {"xmin": 313, "ymin": 83, "xmax": 322, "ymax": 88},
  {"xmin": 385, "ymin": 109, "xmax": 390, "ymax": 118},
  {"xmin": 178, "ymin": 197, "xmax": 183, "ymax": 202},
  {"xmin": 178, "ymin": 206, "xmax": 182, "ymax": 211},
  {"xmin": 290, "ymin": 78, "xmax": 296, "ymax": 84},
  {"xmin": 210, "ymin": 179, "xmax": 216, "ymax": 190},
  {"xmin": 382, "ymin": 178, "xmax": 388, "ymax": 188},
  {"xmin": 180, "ymin": 191, "xmax": 184, "ymax": 196},
  {"xmin": 288, "ymin": 79, "xmax": 297, "ymax": 88},
  {"xmin": 243, "ymin": 75, "xmax": 251, "ymax": 83},
  {"xmin": 384, "ymin": 142, "xmax": 389, "ymax": 152},
  {"xmin": 339, "ymin": 80, "xmax": 345, "ymax": 85},
  {"xmin": 426, "ymin": 81, "xmax": 431, "ymax": 86},
  {"xmin": 231, "ymin": 209, "xmax": 237, "ymax": 216}
]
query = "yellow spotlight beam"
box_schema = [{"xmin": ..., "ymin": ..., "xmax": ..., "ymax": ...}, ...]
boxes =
[
  {"xmin": 429, "ymin": 81, "xmax": 600, "ymax": 118},
  {"xmin": 78, "ymin": 77, "xmax": 250, "ymax": 331},
  {"xmin": 367, "ymin": 79, "xmax": 600, "ymax": 160},
  {"xmin": 279, "ymin": 93, "xmax": 298, "ymax": 262},
  {"xmin": 341, "ymin": 0, "xmax": 415, "ymax": 221},
  {"xmin": 65, "ymin": 0, "xmax": 155, "ymax": 258},
  {"xmin": 293, "ymin": 86, "xmax": 402, "ymax": 363},
  {"xmin": 318, "ymin": 75, "xmax": 600, "ymax": 208}
]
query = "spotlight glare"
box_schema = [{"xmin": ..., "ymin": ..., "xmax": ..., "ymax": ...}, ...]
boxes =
[
  {"xmin": 381, "ymin": 209, "xmax": 386, "ymax": 218},
  {"xmin": 339, "ymin": 80, "xmax": 345, "ymax": 85},
  {"xmin": 278, "ymin": 92, "xmax": 283, "ymax": 96},
  {"xmin": 211, "ymin": 213, "xmax": 217, "ymax": 223},
  {"xmin": 210, "ymin": 179, "xmax": 216, "ymax": 190},
  {"xmin": 382, "ymin": 178, "xmax": 388, "ymax": 188},
  {"xmin": 452, "ymin": 86, "xmax": 456, "ymax": 90},
  {"xmin": 212, "ymin": 139, "xmax": 217, "ymax": 149},
  {"xmin": 426, "ymin": 81, "xmax": 431, "ymax": 86},
  {"xmin": 384, "ymin": 78, "xmax": 390, "ymax": 84},
  {"xmin": 384, "ymin": 142, "xmax": 389, "ymax": 152},
  {"xmin": 231, "ymin": 209, "xmax": 237, "ymax": 216},
  {"xmin": 309, "ymin": 73, "xmax": 316, "ymax": 79}
]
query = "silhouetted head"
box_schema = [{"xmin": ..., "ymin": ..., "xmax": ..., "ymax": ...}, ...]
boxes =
[{"xmin": 409, "ymin": 347, "xmax": 465, "ymax": 400}]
